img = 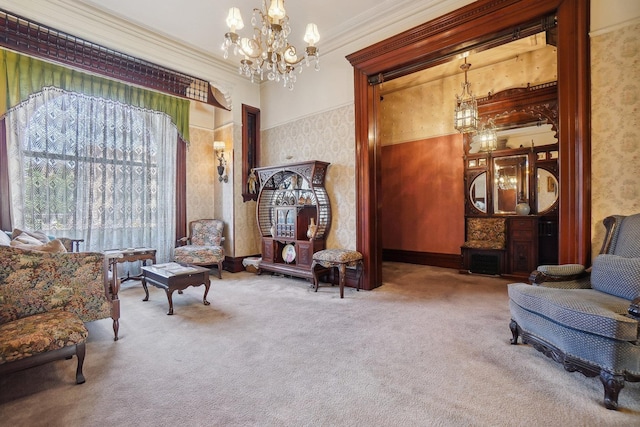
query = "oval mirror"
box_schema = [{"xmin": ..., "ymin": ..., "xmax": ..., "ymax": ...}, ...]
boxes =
[
  {"xmin": 537, "ymin": 168, "xmax": 558, "ymax": 213},
  {"xmin": 469, "ymin": 172, "xmax": 487, "ymax": 213}
]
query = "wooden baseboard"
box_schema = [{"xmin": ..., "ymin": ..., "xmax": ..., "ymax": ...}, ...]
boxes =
[{"xmin": 382, "ymin": 249, "xmax": 462, "ymax": 270}]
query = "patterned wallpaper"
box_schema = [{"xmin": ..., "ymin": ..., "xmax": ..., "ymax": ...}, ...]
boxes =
[
  {"xmin": 188, "ymin": 22, "xmax": 640, "ymax": 264},
  {"xmin": 185, "ymin": 127, "xmax": 216, "ymax": 224},
  {"xmin": 261, "ymin": 104, "xmax": 357, "ymax": 251},
  {"xmin": 591, "ymin": 21, "xmax": 640, "ymax": 254}
]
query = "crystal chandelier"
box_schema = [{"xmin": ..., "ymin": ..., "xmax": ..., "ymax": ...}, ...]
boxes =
[
  {"xmin": 222, "ymin": 0, "xmax": 320, "ymax": 90},
  {"xmin": 496, "ymin": 169, "xmax": 517, "ymax": 190},
  {"xmin": 454, "ymin": 56, "xmax": 478, "ymax": 133}
]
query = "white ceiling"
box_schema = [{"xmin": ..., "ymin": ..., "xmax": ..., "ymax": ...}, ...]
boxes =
[{"xmin": 80, "ymin": 0, "xmax": 456, "ymax": 65}]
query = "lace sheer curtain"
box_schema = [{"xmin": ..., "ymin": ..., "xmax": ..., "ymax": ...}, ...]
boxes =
[{"xmin": 5, "ymin": 87, "xmax": 177, "ymax": 263}]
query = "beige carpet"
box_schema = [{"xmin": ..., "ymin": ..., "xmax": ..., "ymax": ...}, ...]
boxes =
[{"xmin": 1, "ymin": 263, "xmax": 639, "ymax": 426}]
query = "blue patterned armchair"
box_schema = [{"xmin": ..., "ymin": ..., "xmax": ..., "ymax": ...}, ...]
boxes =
[
  {"xmin": 508, "ymin": 213, "xmax": 640, "ymax": 410},
  {"xmin": 173, "ymin": 219, "xmax": 225, "ymax": 279}
]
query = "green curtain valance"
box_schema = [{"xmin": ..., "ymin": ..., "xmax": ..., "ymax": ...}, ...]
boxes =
[{"xmin": 0, "ymin": 49, "xmax": 190, "ymax": 141}]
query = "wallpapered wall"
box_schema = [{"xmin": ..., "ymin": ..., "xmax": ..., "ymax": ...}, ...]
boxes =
[
  {"xmin": 185, "ymin": 127, "xmax": 216, "ymax": 224},
  {"xmin": 230, "ymin": 122, "xmax": 262, "ymax": 258},
  {"xmin": 260, "ymin": 104, "xmax": 357, "ymax": 251},
  {"xmin": 591, "ymin": 21, "xmax": 640, "ymax": 254}
]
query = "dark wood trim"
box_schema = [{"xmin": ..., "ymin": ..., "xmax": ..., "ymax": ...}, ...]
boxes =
[
  {"xmin": 353, "ymin": 69, "xmax": 383, "ymax": 290},
  {"xmin": 347, "ymin": 0, "xmax": 590, "ymax": 289},
  {"xmin": 241, "ymin": 104, "xmax": 261, "ymax": 202},
  {"xmin": 175, "ymin": 137, "xmax": 187, "ymax": 241},
  {"xmin": 383, "ymin": 249, "xmax": 462, "ymax": 270},
  {"xmin": 0, "ymin": 8, "xmax": 227, "ymax": 108},
  {"xmin": 0, "ymin": 119, "xmax": 10, "ymax": 231}
]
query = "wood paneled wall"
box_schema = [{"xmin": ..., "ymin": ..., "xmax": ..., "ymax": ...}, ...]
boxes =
[{"xmin": 381, "ymin": 135, "xmax": 464, "ymax": 255}]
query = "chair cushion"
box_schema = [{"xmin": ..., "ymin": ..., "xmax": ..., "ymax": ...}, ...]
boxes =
[
  {"xmin": 0, "ymin": 310, "xmax": 87, "ymax": 364},
  {"xmin": 591, "ymin": 254, "xmax": 640, "ymax": 300},
  {"xmin": 508, "ymin": 283, "xmax": 637, "ymax": 341},
  {"xmin": 0, "ymin": 231, "xmax": 11, "ymax": 246},
  {"xmin": 536, "ymin": 264, "xmax": 586, "ymax": 276},
  {"xmin": 463, "ymin": 218, "xmax": 506, "ymax": 249},
  {"xmin": 174, "ymin": 245, "xmax": 224, "ymax": 265},
  {"xmin": 313, "ymin": 249, "xmax": 362, "ymax": 263}
]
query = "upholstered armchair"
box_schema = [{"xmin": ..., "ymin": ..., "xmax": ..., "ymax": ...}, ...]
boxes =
[
  {"xmin": 173, "ymin": 219, "xmax": 225, "ymax": 279},
  {"xmin": 508, "ymin": 213, "xmax": 640, "ymax": 410}
]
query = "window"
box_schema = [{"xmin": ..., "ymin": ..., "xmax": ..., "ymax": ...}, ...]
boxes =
[{"xmin": 6, "ymin": 87, "xmax": 177, "ymax": 262}]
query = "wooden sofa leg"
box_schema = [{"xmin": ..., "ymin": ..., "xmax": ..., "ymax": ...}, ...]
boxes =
[
  {"xmin": 75, "ymin": 342, "xmax": 86, "ymax": 385},
  {"xmin": 217, "ymin": 261, "xmax": 223, "ymax": 279},
  {"xmin": 600, "ymin": 370, "xmax": 624, "ymax": 410},
  {"xmin": 509, "ymin": 319, "xmax": 520, "ymax": 344}
]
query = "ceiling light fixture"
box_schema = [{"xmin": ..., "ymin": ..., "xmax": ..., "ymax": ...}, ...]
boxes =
[
  {"xmin": 222, "ymin": 0, "xmax": 320, "ymax": 90},
  {"xmin": 476, "ymin": 118, "xmax": 498, "ymax": 152},
  {"xmin": 454, "ymin": 56, "xmax": 478, "ymax": 133}
]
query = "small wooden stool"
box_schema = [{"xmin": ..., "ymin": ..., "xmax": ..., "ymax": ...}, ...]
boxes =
[{"xmin": 311, "ymin": 249, "xmax": 363, "ymax": 298}]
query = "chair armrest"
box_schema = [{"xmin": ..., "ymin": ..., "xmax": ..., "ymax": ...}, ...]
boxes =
[
  {"xmin": 57, "ymin": 237, "xmax": 84, "ymax": 252},
  {"xmin": 628, "ymin": 297, "xmax": 640, "ymax": 319},
  {"xmin": 176, "ymin": 236, "xmax": 189, "ymax": 247},
  {"xmin": 529, "ymin": 264, "xmax": 590, "ymax": 287}
]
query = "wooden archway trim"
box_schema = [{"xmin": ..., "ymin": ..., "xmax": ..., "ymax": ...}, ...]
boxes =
[{"xmin": 347, "ymin": 0, "xmax": 590, "ymax": 290}]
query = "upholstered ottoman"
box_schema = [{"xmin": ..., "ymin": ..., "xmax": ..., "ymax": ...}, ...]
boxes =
[{"xmin": 311, "ymin": 249, "xmax": 363, "ymax": 298}]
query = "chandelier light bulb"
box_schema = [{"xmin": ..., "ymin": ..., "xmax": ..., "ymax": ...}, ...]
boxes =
[
  {"xmin": 304, "ymin": 23, "xmax": 320, "ymax": 46},
  {"xmin": 226, "ymin": 7, "xmax": 244, "ymax": 32},
  {"xmin": 222, "ymin": 0, "xmax": 320, "ymax": 90},
  {"xmin": 267, "ymin": 0, "xmax": 286, "ymax": 21}
]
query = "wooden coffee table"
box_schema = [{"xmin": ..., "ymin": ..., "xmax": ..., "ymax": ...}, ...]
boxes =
[{"xmin": 141, "ymin": 263, "xmax": 211, "ymax": 315}]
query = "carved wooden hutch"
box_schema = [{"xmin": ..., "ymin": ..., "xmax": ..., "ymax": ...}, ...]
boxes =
[
  {"xmin": 462, "ymin": 82, "xmax": 559, "ymax": 278},
  {"xmin": 255, "ymin": 161, "xmax": 331, "ymax": 280}
]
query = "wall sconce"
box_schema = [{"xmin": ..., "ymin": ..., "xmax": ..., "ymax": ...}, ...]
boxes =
[{"xmin": 213, "ymin": 141, "xmax": 228, "ymax": 183}]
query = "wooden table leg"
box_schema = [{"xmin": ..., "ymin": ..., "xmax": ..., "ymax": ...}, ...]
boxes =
[
  {"xmin": 165, "ymin": 289, "xmax": 175, "ymax": 315},
  {"xmin": 202, "ymin": 281, "xmax": 211, "ymax": 306},
  {"xmin": 338, "ymin": 263, "xmax": 346, "ymax": 299},
  {"xmin": 141, "ymin": 277, "xmax": 150, "ymax": 301}
]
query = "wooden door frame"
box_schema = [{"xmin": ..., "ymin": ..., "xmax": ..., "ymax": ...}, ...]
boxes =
[{"xmin": 347, "ymin": 0, "xmax": 590, "ymax": 290}]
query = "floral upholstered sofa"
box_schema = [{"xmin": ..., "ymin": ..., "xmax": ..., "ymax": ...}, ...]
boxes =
[{"xmin": 0, "ymin": 245, "xmax": 119, "ymax": 384}]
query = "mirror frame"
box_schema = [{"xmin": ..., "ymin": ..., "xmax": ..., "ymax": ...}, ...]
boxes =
[
  {"xmin": 463, "ymin": 82, "xmax": 559, "ymax": 217},
  {"xmin": 465, "ymin": 82, "xmax": 558, "ymax": 155}
]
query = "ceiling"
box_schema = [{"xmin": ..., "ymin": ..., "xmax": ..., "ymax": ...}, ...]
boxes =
[
  {"xmin": 75, "ymin": 0, "xmax": 552, "ymax": 92},
  {"xmin": 80, "ymin": 0, "xmax": 459, "ymax": 66}
]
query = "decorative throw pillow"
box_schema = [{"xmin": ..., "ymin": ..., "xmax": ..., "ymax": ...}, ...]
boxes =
[
  {"xmin": 10, "ymin": 238, "xmax": 67, "ymax": 253},
  {"xmin": 12, "ymin": 232, "xmax": 45, "ymax": 245},
  {"xmin": 0, "ymin": 231, "xmax": 11, "ymax": 246},
  {"xmin": 591, "ymin": 254, "xmax": 640, "ymax": 300},
  {"xmin": 11, "ymin": 228, "xmax": 49, "ymax": 244}
]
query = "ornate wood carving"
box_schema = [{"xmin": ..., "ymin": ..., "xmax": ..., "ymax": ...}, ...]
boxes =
[
  {"xmin": 510, "ymin": 319, "xmax": 637, "ymax": 410},
  {"xmin": 347, "ymin": 0, "xmax": 590, "ymax": 289}
]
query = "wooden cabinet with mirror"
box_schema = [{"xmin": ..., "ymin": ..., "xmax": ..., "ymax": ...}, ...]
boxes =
[
  {"xmin": 255, "ymin": 161, "xmax": 331, "ymax": 280},
  {"xmin": 463, "ymin": 82, "xmax": 559, "ymax": 277}
]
